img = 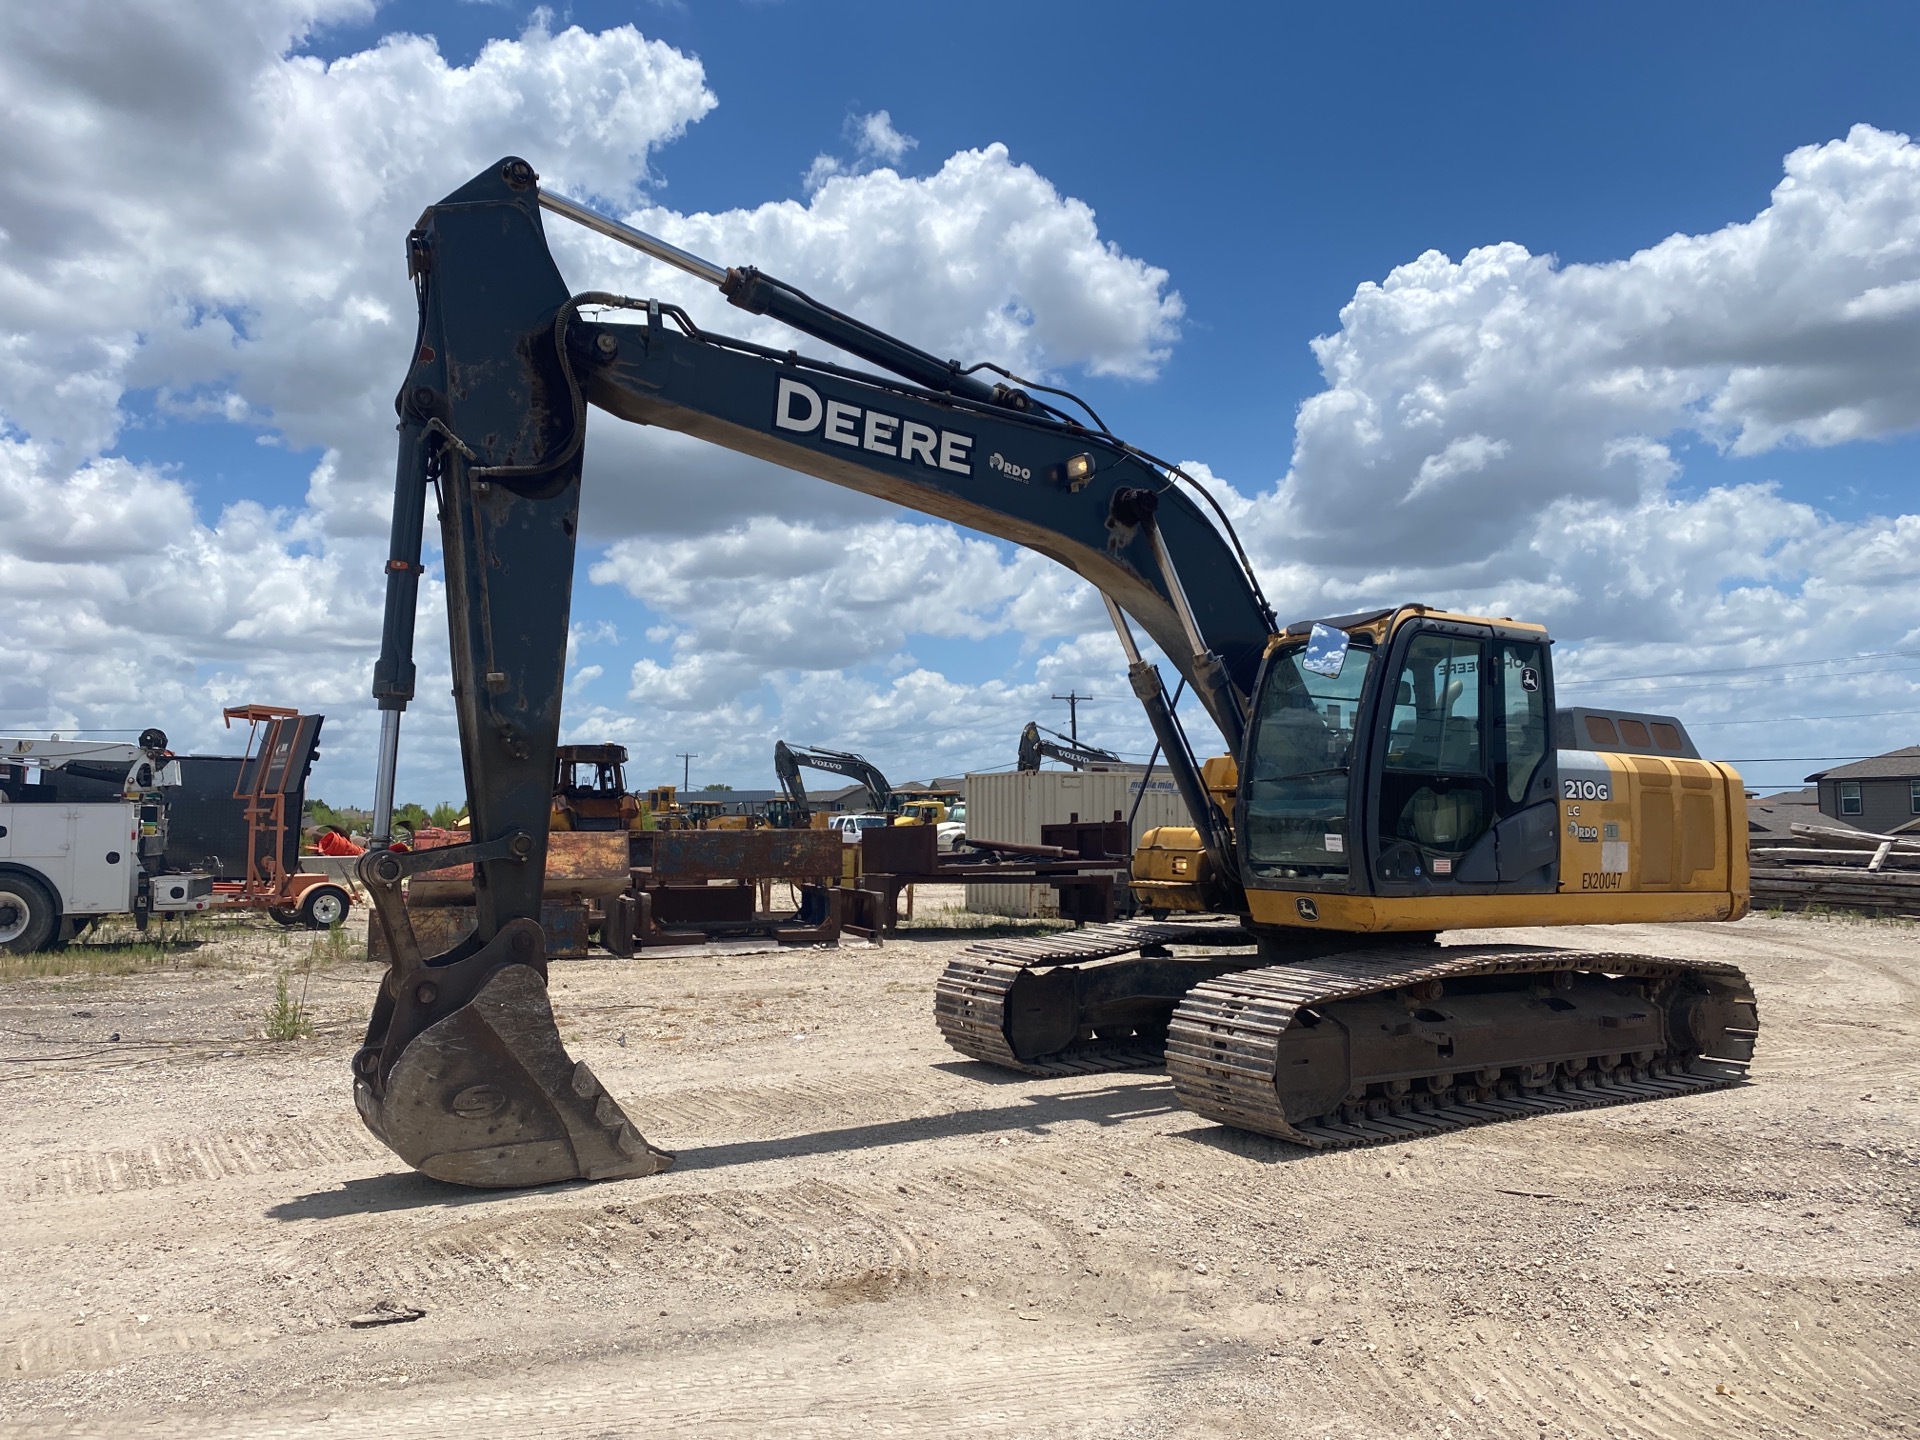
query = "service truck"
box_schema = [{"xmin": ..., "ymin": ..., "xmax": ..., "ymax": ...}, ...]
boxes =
[{"xmin": 0, "ymin": 730, "xmax": 214, "ymax": 952}]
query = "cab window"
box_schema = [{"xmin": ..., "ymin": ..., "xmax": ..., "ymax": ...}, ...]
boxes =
[
  {"xmin": 1497, "ymin": 639, "xmax": 1549, "ymax": 809},
  {"xmin": 1376, "ymin": 634, "xmax": 1491, "ymax": 873},
  {"xmin": 1244, "ymin": 639, "xmax": 1373, "ymax": 879}
]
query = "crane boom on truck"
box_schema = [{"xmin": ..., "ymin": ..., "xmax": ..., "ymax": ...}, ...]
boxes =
[{"xmin": 352, "ymin": 158, "xmax": 1757, "ymax": 1188}]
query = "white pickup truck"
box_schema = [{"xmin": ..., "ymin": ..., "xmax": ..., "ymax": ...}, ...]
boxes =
[{"xmin": 0, "ymin": 733, "xmax": 214, "ymax": 953}]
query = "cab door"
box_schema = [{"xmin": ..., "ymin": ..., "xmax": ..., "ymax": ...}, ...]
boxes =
[{"xmin": 1366, "ymin": 621, "xmax": 1558, "ymax": 893}]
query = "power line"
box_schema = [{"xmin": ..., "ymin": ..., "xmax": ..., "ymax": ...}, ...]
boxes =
[
  {"xmin": 1563, "ymin": 646, "xmax": 1920, "ymax": 686},
  {"xmin": 1720, "ymin": 756, "xmax": 1869, "ymax": 763},
  {"xmin": 1688, "ymin": 708, "xmax": 1920, "ymax": 726}
]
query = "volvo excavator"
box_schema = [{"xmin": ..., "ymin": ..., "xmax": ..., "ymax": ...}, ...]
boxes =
[
  {"xmin": 353, "ymin": 158, "xmax": 1758, "ymax": 1187},
  {"xmin": 771, "ymin": 740, "xmax": 893, "ymax": 821},
  {"xmin": 1018, "ymin": 721, "xmax": 1126, "ymax": 772}
]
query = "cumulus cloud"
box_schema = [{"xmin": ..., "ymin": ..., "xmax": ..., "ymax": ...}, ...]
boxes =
[
  {"xmin": 0, "ymin": 4, "xmax": 1186, "ymax": 798},
  {"xmin": 0, "ymin": 1, "xmax": 725, "ymax": 795},
  {"xmin": 1162, "ymin": 125, "xmax": 1920, "ymax": 771},
  {"xmin": 3, "ymin": 0, "xmax": 1915, "ymax": 801},
  {"xmin": 559, "ymin": 638, "xmax": 1165, "ymax": 791},
  {"xmin": 0, "ymin": 2, "xmax": 714, "ymax": 482},
  {"xmin": 580, "ymin": 141, "xmax": 1184, "ymax": 396},
  {"xmin": 804, "ymin": 108, "xmax": 919, "ymax": 192},
  {"xmin": 1263, "ymin": 125, "xmax": 1920, "ymax": 570},
  {"xmin": 588, "ymin": 517, "xmax": 1059, "ymax": 705}
]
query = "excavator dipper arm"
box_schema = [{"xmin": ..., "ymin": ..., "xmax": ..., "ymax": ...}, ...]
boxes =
[
  {"xmin": 773, "ymin": 742, "xmax": 894, "ymax": 813},
  {"xmin": 1018, "ymin": 721, "xmax": 1125, "ymax": 772},
  {"xmin": 357, "ymin": 157, "xmax": 1272, "ymax": 1187}
]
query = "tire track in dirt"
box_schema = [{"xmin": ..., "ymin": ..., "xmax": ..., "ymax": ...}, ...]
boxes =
[
  {"xmin": 1301, "ymin": 1278, "xmax": 1920, "ymax": 1440},
  {"xmin": 2, "ymin": 1121, "xmax": 388, "ymax": 1203},
  {"xmin": 626, "ymin": 1068, "xmax": 962, "ymax": 1138},
  {"xmin": 299, "ymin": 1179, "xmax": 951, "ymax": 1313},
  {"xmin": 5, "ymin": 1316, "xmax": 282, "ymax": 1381},
  {"xmin": 11, "ymin": 1328, "xmax": 1213, "ymax": 1440}
]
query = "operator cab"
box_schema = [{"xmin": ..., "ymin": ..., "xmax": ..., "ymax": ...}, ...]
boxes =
[
  {"xmin": 1239, "ymin": 607, "xmax": 1559, "ymax": 897},
  {"xmin": 552, "ymin": 743, "xmax": 638, "ymax": 832}
]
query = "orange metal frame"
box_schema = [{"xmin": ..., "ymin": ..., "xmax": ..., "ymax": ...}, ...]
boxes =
[{"xmin": 219, "ymin": 704, "xmax": 320, "ymax": 910}]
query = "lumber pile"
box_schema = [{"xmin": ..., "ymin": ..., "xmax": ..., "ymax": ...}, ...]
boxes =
[{"xmin": 1749, "ymin": 823, "xmax": 1920, "ymax": 917}]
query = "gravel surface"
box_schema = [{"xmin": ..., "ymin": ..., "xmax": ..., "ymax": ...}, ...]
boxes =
[{"xmin": 1, "ymin": 900, "xmax": 1915, "ymax": 1437}]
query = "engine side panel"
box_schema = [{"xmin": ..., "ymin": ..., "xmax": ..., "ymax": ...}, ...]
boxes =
[{"xmin": 1553, "ymin": 750, "xmax": 1749, "ymax": 910}]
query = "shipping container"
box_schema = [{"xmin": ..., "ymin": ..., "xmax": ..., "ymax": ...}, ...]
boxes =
[{"xmin": 964, "ymin": 768, "xmax": 1191, "ymax": 917}]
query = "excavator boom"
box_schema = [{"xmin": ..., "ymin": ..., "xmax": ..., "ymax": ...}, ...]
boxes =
[
  {"xmin": 353, "ymin": 157, "xmax": 1270, "ymax": 1185},
  {"xmin": 1017, "ymin": 721, "xmax": 1125, "ymax": 772}
]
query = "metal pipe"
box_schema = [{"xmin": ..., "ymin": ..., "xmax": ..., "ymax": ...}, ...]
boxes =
[
  {"xmin": 1105, "ymin": 592, "xmax": 1233, "ymax": 877},
  {"xmin": 1142, "ymin": 520, "xmax": 1249, "ymax": 754},
  {"xmin": 1102, "ymin": 594, "xmax": 1145, "ymax": 666},
  {"xmin": 541, "ymin": 188, "xmax": 1013, "ymax": 409},
  {"xmin": 1144, "ymin": 521, "xmax": 1210, "ymax": 667},
  {"xmin": 539, "ymin": 190, "xmax": 728, "ymax": 289},
  {"xmin": 370, "ymin": 709, "xmax": 402, "ymax": 847}
]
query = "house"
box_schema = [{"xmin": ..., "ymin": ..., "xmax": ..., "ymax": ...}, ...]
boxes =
[
  {"xmin": 1746, "ymin": 785, "xmax": 1836, "ymax": 841},
  {"xmin": 1804, "ymin": 746, "xmax": 1920, "ymax": 835}
]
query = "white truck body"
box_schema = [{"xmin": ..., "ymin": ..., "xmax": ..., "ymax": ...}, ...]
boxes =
[
  {"xmin": 0, "ymin": 738, "xmax": 214, "ymax": 946},
  {"xmin": 0, "ymin": 798, "xmax": 213, "ymax": 918}
]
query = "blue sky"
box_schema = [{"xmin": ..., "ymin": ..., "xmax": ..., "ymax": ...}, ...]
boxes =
[
  {"xmin": 302, "ymin": 0, "xmax": 1920, "ymax": 505},
  {"xmin": 4, "ymin": 0, "xmax": 1918, "ymax": 803}
]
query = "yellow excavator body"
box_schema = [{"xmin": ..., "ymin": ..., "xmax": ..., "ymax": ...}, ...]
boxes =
[{"xmin": 1138, "ymin": 746, "xmax": 1750, "ymax": 931}]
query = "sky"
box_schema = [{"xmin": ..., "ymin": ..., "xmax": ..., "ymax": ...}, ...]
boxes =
[{"xmin": 2, "ymin": 0, "xmax": 1917, "ymax": 806}]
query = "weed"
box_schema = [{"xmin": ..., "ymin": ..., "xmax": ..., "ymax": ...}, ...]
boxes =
[
  {"xmin": 897, "ymin": 911, "xmax": 1071, "ymax": 940},
  {"xmin": 0, "ymin": 914, "xmax": 229, "ymax": 981},
  {"xmin": 308, "ymin": 917, "xmax": 368, "ymax": 967},
  {"xmin": 264, "ymin": 971, "xmax": 315, "ymax": 1041}
]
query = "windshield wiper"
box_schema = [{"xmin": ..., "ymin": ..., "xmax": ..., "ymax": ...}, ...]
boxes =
[{"xmin": 1258, "ymin": 765, "xmax": 1350, "ymax": 782}]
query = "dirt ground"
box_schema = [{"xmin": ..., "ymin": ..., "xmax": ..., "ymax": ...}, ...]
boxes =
[{"xmin": 1, "ymin": 893, "xmax": 1916, "ymax": 1438}]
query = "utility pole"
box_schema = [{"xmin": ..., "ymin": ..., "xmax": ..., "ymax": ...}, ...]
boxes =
[
  {"xmin": 676, "ymin": 752, "xmax": 698, "ymax": 790},
  {"xmin": 1051, "ymin": 691, "xmax": 1094, "ymax": 744}
]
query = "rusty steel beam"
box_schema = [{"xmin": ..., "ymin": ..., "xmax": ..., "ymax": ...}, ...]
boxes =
[{"xmin": 630, "ymin": 828, "xmax": 842, "ymax": 883}]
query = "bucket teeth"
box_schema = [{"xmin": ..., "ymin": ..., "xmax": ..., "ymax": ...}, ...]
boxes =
[{"xmin": 357, "ymin": 960, "xmax": 671, "ymax": 1188}]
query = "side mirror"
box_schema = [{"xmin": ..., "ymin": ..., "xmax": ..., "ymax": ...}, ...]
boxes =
[{"xmin": 1302, "ymin": 622, "xmax": 1350, "ymax": 679}]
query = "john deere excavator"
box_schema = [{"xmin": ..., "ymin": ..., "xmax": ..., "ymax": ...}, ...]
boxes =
[{"xmin": 353, "ymin": 158, "xmax": 1757, "ymax": 1187}]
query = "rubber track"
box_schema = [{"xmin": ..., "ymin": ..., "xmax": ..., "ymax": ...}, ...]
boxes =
[
  {"xmin": 933, "ymin": 916, "xmax": 1252, "ymax": 1076},
  {"xmin": 1165, "ymin": 944, "xmax": 1759, "ymax": 1150}
]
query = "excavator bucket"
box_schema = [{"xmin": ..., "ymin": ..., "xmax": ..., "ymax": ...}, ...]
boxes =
[{"xmin": 353, "ymin": 856, "xmax": 671, "ymax": 1187}]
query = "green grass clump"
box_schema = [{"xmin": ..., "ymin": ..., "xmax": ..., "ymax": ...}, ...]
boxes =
[
  {"xmin": 264, "ymin": 971, "xmax": 315, "ymax": 1041},
  {"xmin": 0, "ymin": 915, "xmax": 225, "ymax": 981},
  {"xmin": 308, "ymin": 918, "xmax": 367, "ymax": 967}
]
